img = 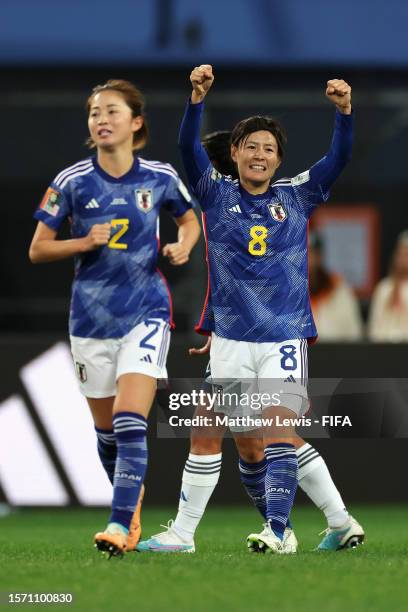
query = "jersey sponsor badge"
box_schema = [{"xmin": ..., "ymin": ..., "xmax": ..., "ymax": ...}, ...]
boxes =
[
  {"xmin": 135, "ymin": 189, "xmax": 153, "ymax": 213},
  {"xmin": 291, "ymin": 170, "xmax": 310, "ymax": 186},
  {"xmin": 75, "ymin": 362, "xmax": 87, "ymax": 383},
  {"xmin": 39, "ymin": 187, "xmax": 61, "ymax": 217},
  {"xmin": 268, "ymin": 202, "xmax": 287, "ymax": 222}
]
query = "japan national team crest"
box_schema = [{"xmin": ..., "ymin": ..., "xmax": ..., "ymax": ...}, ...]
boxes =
[
  {"xmin": 135, "ymin": 189, "xmax": 153, "ymax": 213},
  {"xmin": 268, "ymin": 202, "xmax": 287, "ymax": 222}
]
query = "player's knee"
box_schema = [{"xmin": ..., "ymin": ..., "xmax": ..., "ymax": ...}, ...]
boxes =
[
  {"xmin": 190, "ymin": 434, "xmax": 221, "ymax": 455},
  {"xmin": 235, "ymin": 436, "xmax": 264, "ymax": 463},
  {"xmin": 239, "ymin": 448, "xmax": 264, "ymax": 463},
  {"xmin": 237, "ymin": 442, "xmax": 264, "ymax": 463}
]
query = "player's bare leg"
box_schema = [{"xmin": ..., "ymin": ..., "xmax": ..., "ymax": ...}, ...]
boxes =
[{"xmin": 126, "ymin": 484, "xmax": 145, "ymax": 551}]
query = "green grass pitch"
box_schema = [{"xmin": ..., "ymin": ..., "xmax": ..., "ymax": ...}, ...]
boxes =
[{"xmin": 0, "ymin": 505, "xmax": 407, "ymax": 612}]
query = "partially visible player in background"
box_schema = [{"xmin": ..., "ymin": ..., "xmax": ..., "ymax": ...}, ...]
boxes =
[
  {"xmin": 29, "ymin": 79, "xmax": 200, "ymax": 558},
  {"xmin": 368, "ymin": 230, "xmax": 408, "ymax": 341},
  {"xmin": 309, "ymin": 232, "xmax": 363, "ymax": 341},
  {"xmin": 138, "ymin": 131, "xmax": 364, "ymax": 554}
]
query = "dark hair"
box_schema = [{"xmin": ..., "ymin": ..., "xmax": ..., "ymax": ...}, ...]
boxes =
[
  {"xmin": 86, "ymin": 79, "xmax": 148, "ymax": 150},
  {"xmin": 231, "ymin": 116, "xmax": 286, "ymax": 159},
  {"xmin": 201, "ymin": 130, "xmax": 237, "ymax": 178}
]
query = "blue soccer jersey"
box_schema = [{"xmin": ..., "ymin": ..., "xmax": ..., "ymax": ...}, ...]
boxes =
[
  {"xmin": 179, "ymin": 100, "xmax": 353, "ymax": 343},
  {"xmin": 34, "ymin": 156, "xmax": 193, "ymax": 339}
]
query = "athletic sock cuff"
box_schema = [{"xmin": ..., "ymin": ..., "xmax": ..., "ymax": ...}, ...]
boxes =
[
  {"xmin": 264, "ymin": 443, "xmax": 296, "ymax": 463},
  {"xmin": 296, "ymin": 444, "xmax": 324, "ymax": 478},
  {"xmin": 188, "ymin": 452, "xmax": 222, "ymax": 463},
  {"xmin": 182, "ymin": 453, "xmax": 222, "ymax": 486},
  {"xmin": 113, "ymin": 412, "xmax": 147, "ymax": 440},
  {"xmin": 95, "ymin": 427, "xmax": 115, "ymax": 444},
  {"xmin": 238, "ymin": 457, "xmax": 267, "ymax": 473}
]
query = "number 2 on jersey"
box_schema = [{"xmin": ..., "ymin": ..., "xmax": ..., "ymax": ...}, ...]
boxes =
[
  {"xmin": 108, "ymin": 218, "xmax": 129, "ymax": 250},
  {"xmin": 248, "ymin": 225, "xmax": 268, "ymax": 256}
]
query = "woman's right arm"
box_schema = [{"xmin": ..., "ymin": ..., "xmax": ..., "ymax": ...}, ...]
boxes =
[
  {"xmin": 29, "ymin": 220, "xmax": 111, "ymax": 263},
  {"xmin": 178, "ymin": 64, "xmax": 215, "ymax": 190}
]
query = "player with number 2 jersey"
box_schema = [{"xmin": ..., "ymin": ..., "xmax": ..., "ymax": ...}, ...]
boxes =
[{"xmin": 30, "ymin": 79, "xmax": 200, "ymax": 557}]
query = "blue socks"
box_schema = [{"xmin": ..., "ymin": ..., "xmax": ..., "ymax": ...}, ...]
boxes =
[
  {"xmin": 109, "ymin": 412, "xmax": 148, "ymax": 531},
  {"xmin": 239, "ymin": 457, "xmax": 267, "ymax": 518},
  {"xmin": 239, "ymin": 455, "xmax": 293, "ymax": 530},
  {"xmin": 95, "ymin": 427, "xmax": 117, "ymax": 484},
  {"xmin": 264, "ymin": 444, "xmax": 298, "ymax": 540}
]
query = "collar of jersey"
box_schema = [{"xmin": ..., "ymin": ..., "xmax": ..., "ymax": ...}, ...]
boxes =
[
  {"xmin": 92, "ymin": 156, "xmax": 140, "ymax": 183},
  {"xmin": 239, "ymin": 183, "xmax": 272, "ymax": 202}
]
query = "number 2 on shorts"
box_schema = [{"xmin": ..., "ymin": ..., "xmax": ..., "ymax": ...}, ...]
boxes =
[{"xmin": 140, "ymin": 319, "xmax": 161, "ymax": 350}]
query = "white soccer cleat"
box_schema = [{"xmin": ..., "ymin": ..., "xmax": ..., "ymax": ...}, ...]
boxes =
[
  {"xmin": 317, "ymin": 515, "xmax": 365, "ymax": 551},
  {"xmin": 137, "ymin": 520, "xmax": 195, "ymax": 553},
  {"xmin": 247, "ymin": 522, "xmax": 289, "ymax": 554},
  {"xmin": 282, "ymin": 527, "xmax": 298, "ymax": 553}
]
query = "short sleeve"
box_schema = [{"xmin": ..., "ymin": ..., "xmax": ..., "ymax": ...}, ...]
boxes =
[{"xmin": 34, "ymin": 181, "xmax": 72, "ymax": 231}]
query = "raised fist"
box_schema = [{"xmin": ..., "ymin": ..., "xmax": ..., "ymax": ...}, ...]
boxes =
[
  {"xmin": 326, "ymin": 79, "xmax": 352, "ymax": 115},
  {"xmin": 190, "ymin": 65, "xmax": 214, "ymax": 103}
]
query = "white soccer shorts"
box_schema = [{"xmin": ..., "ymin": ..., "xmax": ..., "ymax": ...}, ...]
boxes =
[
  {"xmin": 70, "ymin": 318, "xmax": 170, "ymax": 398},
  {"xmin": 209, "ymin": 334, "xmax": 309, "ymax": 429}
]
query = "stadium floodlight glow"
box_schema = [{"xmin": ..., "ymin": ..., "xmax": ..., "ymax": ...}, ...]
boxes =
[
  {"xmin": 20, "ymin": 343, "xmax": 111, "ymax": 506},
  {"xmin": 0, "ymin": 395, "xmax": 68, "ymax": 505}
]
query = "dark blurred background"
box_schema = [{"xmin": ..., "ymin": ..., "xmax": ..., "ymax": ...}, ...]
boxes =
[{"xmin": 1, "ymin": 0, "xmax": 408, "ymax": 507}]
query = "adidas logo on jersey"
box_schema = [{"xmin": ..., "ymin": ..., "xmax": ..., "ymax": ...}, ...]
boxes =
[
  {"xmin": 284, "ymin": 375, "xmax": 296, "ymax": 383},
  {"xmin": 228, "ymin": 205, "xmax": 242, "ymax": 213},
  {"xmin": 85, "ymin": 198, "xmax": 99, "ymax": 209},
  {"xmin": 141, "ymin": 355, "xmax": 152, "ymax": 363}
]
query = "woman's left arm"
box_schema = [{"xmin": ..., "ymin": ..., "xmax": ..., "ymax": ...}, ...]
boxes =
[
  {"xmin": 308, "ymin": 79, "xmax": 354, "ymax": 191},
  {"xmin": 162, "ymin": 209, "xmax": 201, "ymax": 265}
]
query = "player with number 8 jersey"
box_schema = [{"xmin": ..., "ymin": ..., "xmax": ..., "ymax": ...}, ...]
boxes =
[
  {"xmin": 30, "ymin": 79, "xmax": 200, "ymax": 557},
  {"xmin": 178, "ymin": 66, "xmax": 354, "ymax": 554},
  {"xmin": 186, "ymin": 107, "xmax": 353, "ymax": 344}
]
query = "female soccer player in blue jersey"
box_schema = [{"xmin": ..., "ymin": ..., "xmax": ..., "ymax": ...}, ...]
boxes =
[
  {"xmin": 138, "ymin": 131, "xmax": 364, "ymax": 554},
  {"xmin": 174, "ymin": 66, "xmax": 359, "ymax": 555},
  {"xmin": 29, "ymin": 79, "xmax": 200, "ymax": 557},
  {"xmin": 138, "ymin": 130, "xmax": 364, "ymax": 554}
]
